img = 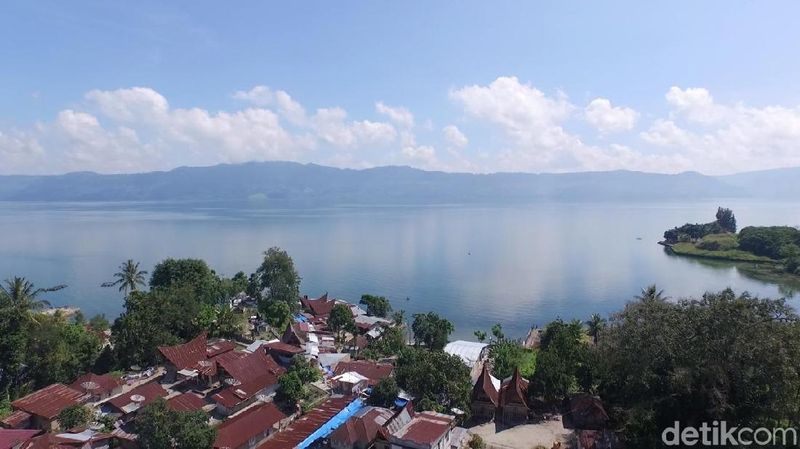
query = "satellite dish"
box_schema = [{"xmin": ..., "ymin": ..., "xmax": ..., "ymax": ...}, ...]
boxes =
[{"xmin": 130, "ymin": 394, "xmax": 146, "ymax": 403}]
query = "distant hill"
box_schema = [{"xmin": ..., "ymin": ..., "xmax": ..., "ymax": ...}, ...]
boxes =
[{"xmin": 0, "ymin": 161, "xmax": 796, "ymax": 203}]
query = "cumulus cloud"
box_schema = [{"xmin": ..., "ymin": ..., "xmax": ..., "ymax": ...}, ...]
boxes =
[
  {"xmin": 442, "ymin": 125, "xmax": 468, "ymax": 149},
  {"xmin": 584, "ymin": 98, "xmax": 638, "ymax": 134},
  {"xmin": 376, "ymin": 102, "xmax": 414, "ymax": 128}
]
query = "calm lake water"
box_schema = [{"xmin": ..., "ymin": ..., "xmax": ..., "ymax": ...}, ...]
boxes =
[{"xmin": 1, "ymin": 200, "xmax": 799, "ymax": 340}]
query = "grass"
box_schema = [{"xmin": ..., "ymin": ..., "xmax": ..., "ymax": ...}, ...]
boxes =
[
  {"xmin": 518, "ymin": 349, "xmax": 537, "ymax": 378},
  {"xmin": 670, "ymin": 242, "xmax": 777, "ymax": 263}
]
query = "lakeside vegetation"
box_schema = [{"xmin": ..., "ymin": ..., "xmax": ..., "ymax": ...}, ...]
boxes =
[
  {"xmin": 663, "ymin": 207, "xmax": 800, "ymax": 278},
  {"xmin": 3, "ymin": 246, "xmax": 800, "ymax": 446}
]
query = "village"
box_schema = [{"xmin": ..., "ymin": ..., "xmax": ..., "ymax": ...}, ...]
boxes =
[{"xmin": 0, "ymin": 290, "xmax": 611, "ymax": 449}]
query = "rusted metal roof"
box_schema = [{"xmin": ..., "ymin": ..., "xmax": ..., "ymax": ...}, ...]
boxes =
[
  {"xmin": 213, "ymin": 402, "xmax": 286, "ymax": 449},
  {"xmin": 333, "ymin": 361, "xmax": 393, "ymax": 385},
  {"xmin": 257, "ymin": 396, "xmax": 352, "ymax": 449},
  {"xmin": 389, "ymin": 411, "xmax": 454, "ymax": 448},
  {"xmin": 471, "ymin": 364, "xmax": 499, "ymax": 406},
  {"xmin": 0, "ymin": 411, "xmax": 32, "ymax": 429},
  {"xmin": 69, "ymin": 373, "xmax": 122, "ymax": 397},
  {"xmin": 0, "ymin": 429, "xmax": 40, "ymax": 449},
  {"xmin": 107, "ymin": 381, "xmax": 167, "ymax": 415},
  {"xmin": 166, "ymin": 392, "xmax": 207, "ymax": 413},
  {"xmin": 11, "ymin": 384, "xmax": 86, "ymax": 420},
  {"xmin": 158, "ymin": 332, "xmax": 209, "ymax": 370},
  {"xmin": 329, "ymin": 406, "xmax": 393, "ymax": 448}
]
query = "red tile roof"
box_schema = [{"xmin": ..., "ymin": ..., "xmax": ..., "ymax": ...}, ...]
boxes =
[
  {"xmin": 329, "ymin": 407, "xmax": 393, "ymax": 448},
  {"xmin": 11, "ymin": 384, "xmax": 87, "ymax": 420},
  {"xmin": 0, "ymin": 429, "xmax": 40, "ymax": 449},
  {"xmin": 166, "ymin": 393, "xmax": 207, "ymax": 413},
  {"xmin": 0, "ymin": 411, "xmax": 31, "ymax": 429},
  {"xmin": 158, "ymin": 332, "xmax": 209, "ymax": 370},
  {"xmin": 257, "ymin": 397, "xmax": 353, "ymax": 449},
  {"xmin": 108, "ymin": 382, "xmax": 167, "ymax": 414},
  {"xmin": 213, "ymin": 402, "xmax": 286, "ymax": 449},
  {"xmin": 70, "ymin": 373, "xmax": 122, "ymax": 398},
  {"xmin": 333, "ymin": 361, "xmax": 393, "ymax": 385}
]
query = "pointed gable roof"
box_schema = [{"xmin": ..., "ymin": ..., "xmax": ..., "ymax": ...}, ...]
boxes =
[
  {"xmin": 471, "ymin": 365, "xmax": 499, "ymax": 406},
  {"xmin": 499, "ymin": 368, "xmax": 529, "ymax": 408},
  {"xmin": 158, "ymin": 332, "xmax": 208, "ymax": 370},
  {"xmin": 281, "ymin": 322, "xmax": 307, "ymax": 346},
  {"xmin": 300, "ymin": 293, "xmax": 335, "ymax": 316}
]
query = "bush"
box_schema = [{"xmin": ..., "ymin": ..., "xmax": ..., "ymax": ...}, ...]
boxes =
[{"xmin": 739, "ymin": 226, "xmax": 800, "ymax": 259}]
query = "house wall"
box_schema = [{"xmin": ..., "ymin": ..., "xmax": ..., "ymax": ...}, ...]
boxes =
[{"xmin": 470, "ymin": 401, "xmax": 495, "ymax": 420}]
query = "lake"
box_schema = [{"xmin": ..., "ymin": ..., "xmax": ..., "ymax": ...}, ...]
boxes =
[{"xmin": 1, "ymin": 200, "xmax": 798, "ymax": 340}]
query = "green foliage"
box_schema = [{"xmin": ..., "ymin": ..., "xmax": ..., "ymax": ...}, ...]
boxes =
[
  {"xmin": 198, "ymin": 304, "xmax": 243, "ymax": 339},
  {"xmin": 328, "ymin": 304, "xmax": 355, "ymax": 343},
  {"xmin": 88, "ymin": 314, "xmax": 110, "ymax": 332},
  {"xmin": 738, "ymin": 226, "xmax": 800, "ymax": 259},
  {"xmin": 715, "ymin": 207, "xmax": 737, "ymax": 233},
  {"xmin": 467, "ymin": 434, "xmax": 487, "ymax": 449},
  {"xmin": 411, "ymin": 312, "xmax": 453, "ymax": 351},
  {"xmin": 473, "ymin": 330, "xmax": 487, "ymax": 342},
  {"xmin": 359, "ymin": 294, "xmax": 392, "ymax": 318},
  {"xmin": 489, "ymin": 340, "xmax": 536, "ymax": 379},
  {"xmin": 260, "ymin": 299, "xmax": 292, "ymax": 331},
  {"xmin": 368, "ymin": 377, "xmax": 399, "ymax": 408},
  {"xmin": 149, "ymin": 258, "xmax": 223, "ymax": 304},
  {"xmin": 695, "ymin": 233, "xmax": 738, "ymax": 251},
  {"xmin": 136, "ymin": 399, "xmax": 215, "ymax": 449},
  {"xmin": 530, "ymin": 319, "xmax": 588, "ymax": 401},
  {"xmin": 277, "ymin": 372, "xmax": 305, "ymax": 404},
  {"xmin": 585, "ymin": 313, "xmax": 606, "ymax": 344},
  {"xmin": 24, "ymin": 314, "xmax": 102, "ymax": 389},
  {"xmin": 394, "ymin": 347, "xmax": 471, "ymax": 415},
  {"xmin": 491, "ymin": 323, "xmax": 505, "ymax": 342},
  {"xmin": 362, "ymin": 326, "xmax": 407, "ymax": 359},
  {"xmin": 288, "ymin": 355, "xmax": 321, "ymax": 384},
  {"xmin": 58, "ymin": 404, "xmax": 92, "ymax": 430},
  {"xmin": 102, "ymin": 259, "xmax": 147, "ymax": 295},
  {"xmin": 255, "ymin": 247, "xmax": 301, "ymax": 308},
  {"xmin": 595, "ymin": 288, "xmax": 800, "ymax": 447}
]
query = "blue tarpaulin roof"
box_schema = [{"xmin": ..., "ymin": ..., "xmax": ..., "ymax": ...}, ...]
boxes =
[{"xmin": 297, "ymin": 398, "xmax": 364, "ymax": 449}]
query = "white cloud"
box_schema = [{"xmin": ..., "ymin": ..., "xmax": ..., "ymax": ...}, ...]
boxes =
[
  {"xmin": 232, "ymin": 85, "xmax": 274, "ymax": 106},
  {"xmin": 311, "ymin": 107, "xmax": 396, "ymax": 149},
  {"xmin": 401, "ymin": 144, "xmax": 438, "ymax": 169},
  {"xmin": 0, "ymin": 130, "xmax": 45, "ymax": 174},
  {"xmin": 584, "ymin": 98, "xmax": 638, "ymax": 134},
  {"xmin": 86, "ymin": 87, "xmax": 169, "ymax": 123},
  {"xmin": 376, "ymin": 102, "xmax": 414, "ymax": 128},
  {"xmin": 442, "ymin": 125, "xmax": 468, "ymax": 149}
]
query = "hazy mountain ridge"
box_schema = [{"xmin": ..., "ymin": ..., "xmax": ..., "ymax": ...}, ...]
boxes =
[{"xmin": 0, "ymin": 161, "xmax": 796, "ymax": 203}]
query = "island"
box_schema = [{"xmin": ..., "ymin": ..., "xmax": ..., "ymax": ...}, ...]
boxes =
[{"xmin": 660, "ymin": 207, "xmax": 800, "ymax": 277}]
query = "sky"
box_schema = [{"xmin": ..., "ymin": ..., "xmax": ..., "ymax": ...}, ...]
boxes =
[{"xmin": 2, "ymin": 1, "xmax": 800, "ymax": 176}]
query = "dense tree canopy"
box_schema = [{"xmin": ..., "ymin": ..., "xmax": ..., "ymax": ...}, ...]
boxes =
[
  {"xmin": 394, "ymin": 347, "xmax": 471, "ymax": 415},
  {"xmin": 149, "ymin": 258, "xmax": 223, "ymax": 304},
  {"xmin": 368, "ymin": 377, "xmax": 399, "ymax": 408},
  {"xmin": 260, "ymin": 299, "xmax": 292, "ymax": 331},
  {"xmin": 738, "ymin": 226, "xmax": 800, "ymax": 259},
  {"xmin": 328, "ymin": 304, "xmax": 355, "ymax": 343},
  {"xmin": 715, "ymin": 207, "xmax": 737, "ymax": 233},
  {"xmin": 255, "ymin": 247, "xmax": 301, "ymax": 308},
  {"xmin": 136, "ymin": 399, "xmax": 215, "ymax": 449},
  {"xmin": 489, "ymin": 340, "xmax": 535, "ymax": 380},
  {"xmin": 359, "ymin": 294, "xmax": 392, "ymax": 318},
  {"xmin": 411, "ymin": 312, "xmax": 454, "ymax": 351},
  {"xmin": 529, "ymin": 319, "xmax": 589, "ymax": 401},
  {"xmin": 58, "ymin": 404, "xmax": 92, "ymax": 430}
]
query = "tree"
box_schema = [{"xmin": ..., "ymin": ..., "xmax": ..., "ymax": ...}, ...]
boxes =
[
  {"xmin": 411, "ymin": 312, "xmax": 453, "ymax": 351},
  {"xmin": 530, "ymin": 319, "xmax": 588, "ymax": 401},
  {"xmin": 255, "ymin": 247, "xmax": 301, "ymax": 308},
  {"xmin": 489, "ymin": 340, "xmax": 535, "ymax": 380},
  {"xmin": 368, "ymin": 377, "xmax": 399, "ymax": 408},
  {"xmin": 25, "ymin": 315, "xmax": 103, "ymax": 388},
  {"xmin": 260, "ymin": 299, "xmax": 292, "ymax": 331},
  {"xmin": 715, "ymin": 207, "xmax": 737, "ymax": 233},
  {"xmin": 287, "ymin": 355, "xmax": 321, "ymax": 384},
  {"xmin": 276, "ymin": 372, "xmax": 305, "ymax": 405},
  {"xmin": 328, "ymin": 304, "xmax": 355, "ymax": 343},
  {"xmin": 363, "ymin": 326, "xmax": 407, "ymax": 359},
  {"xmin": 634, "ymin": 284, "xmax": 667, "ymax": 302},
  {"xmin": 359, "ymin": 294, "xmax": 392, "ymax": 318},
  {"xmin": 102, "ymin": 259, "xmax": 147, "ymax": 296},
  {"xmin": 491, "ymin": 323, "xmax": 505, "ymax": 342},
  {"xmin": 58, "ymin": 404, "xmax": 92, "ymax": 430},
  {"xmin": 473, "ymin": 330, "xmax": 487, "ymax": 343},
  {"xmin": 88, "ymin": 314, "xmax": 110, "ymax": 332},
  {"xmin": 467, "ymin": 434, "xmax": 487, "ymax": 449},
  {"xmin": 136, "ymin": 399, "xmax": 215, "ymax": 449},
  {"xmin": 0, "ymin": 277, "xmax": 65, "ymax": 320},
  {"xmin": 149, "ymin": 258, "xmax": 223, "ymax": 304},
  {"xmin": 206, "ymin": 305, "xmax": 243, "ymax": 339},
  {"xmin": 391, "ymin": 309, "xmax": 406, "ymax": 326},
  {"xmin": 585, "ymin": 313, "xmax": 606, "ymax": 344},
  {"xmin": 394, "ymin": 347, "xmax": 471, "ymax": 415}
]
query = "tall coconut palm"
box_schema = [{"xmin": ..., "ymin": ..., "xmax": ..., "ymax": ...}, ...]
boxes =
[
  {"xmin": 0, "ymin": 276, "xmax": 66, "ymax": 317},
  {"xmin": 586, "ymin": 313, "xmax": 606, "ymax": 344},
  {"xmin": 102, "ymin": 260, "xmax": 147, "ymax": 295},
  {"xmin": 635, "ymin": 284, "xmax": 668, "ymax": 302}
]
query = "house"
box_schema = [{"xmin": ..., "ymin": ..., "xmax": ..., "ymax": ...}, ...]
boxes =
[
  {"xmin": 17, "ymin": 430, "xmax": 114, "ymax": 449},
  {"xmin": 498, "ymin": 369, "xmax": 529, "ymax": 424},
  {"xmin": 329, "ymin": 406, "xmax": 394, "ymax": 449},
  {"xmin": 443, "ymin": 341, "xmax": 489, "ymax": 378},
  {"xmin": 562, "ymin": 394, "xmax": 609, "ymax": 431},
  {"xmin": 106, "ymin": 382, "xmax": 167, "ymax": 423},
  {"xmin": 299, "ymin": 293, "xmax": 336, "ymax": 317},
  {"xmin": 213, "ymin": 402, "xmax": 287, "ymax": 449},
  {"xmin": 256, "ymin": 396, "xmax": 353, "ymax": 449},
  {"xmin": 281, "ymin": 323, "xmax": 308, "ymax": 347},
  {"xmin": 166, "ymin": 393, "xmax": 207, "ymax": 413},
  {"xmin": 70, "ymin": 374, "xmax": 123, "ymax": 402},
  {"xmin": 0, "ymin": 429, "xmax": 40, "ymax": 449},
  {"xmin": 262, "ymin": 341, "xmax": 305, "ymax": 365},
  {"xmin": 375, "ymin": 404, "xmax": 455, "ymax": 449},
  {"xmin": 4, "ymin": 384, "xmax": 87, "ymax": 431},
  {"xmin": 211, "ymin": 350, "xmax": 286, "ymax": 415},
  {"xmin": 470, "ymin": 365, "xmax": 500, "ymax": 420},
  {"xmin": 330, "ymin": 372, "xmax": 370, "ymax": 395},
  {"xmin": 158, "ymin": 332, "xmax": 236, "ymax": 386},
  {"xmin": 332, "ymin": 361, "xmax": 393, "ymax": 387}
]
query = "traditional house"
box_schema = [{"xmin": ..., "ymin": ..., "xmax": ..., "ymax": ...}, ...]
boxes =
[
  {"xmin": 470, "ymin": 365, "xmax": 500, "ymax": 420},
  {"xmin": 211, "ymin": 350, "xmax": 286, "ymax": 415},
  {"xmin": 498, "ymin": 369, "xmax": 529, "ymax": 424},
  {"xmin": 329, "ymin": 406, "xmax": 394, "ymax": 449},
  {"xmin": 299, "ymin": 293, "xmax": 336, "ymax": 317},
  {"xmin": 281, "ymin": 323, "xmax": 308, "ymax": 347},
  {"xmin": 262, "ymin": 341, "xmax": 305, "ymax": 365},
  {"xmin": 332, "ymin": 361, "xmax": 393, "ymax": 387},
  {"xmin": 106, "ymin": 382, "xmax": 167, "ymax": 423},
  {"xmin": 70, "ymin": 374, "xmax": 123, "ymax": 402},
  {"xmin": 157, "ymin": 332, "xmax": 237, "ymax": 386},
  {"xmin": 375, "ymin": 404, "xmax": 455, "ymax": 449},
  {"xmin": 212, "ymin": 402, "xmax": 287, "ymax": 449},
  {"xmin": 3, "ymin": 384, "xmax": 88, "ymax": 431},
  {"xmin": 562, "ymin": 394, "xmax": 609, "ymax": 431}
]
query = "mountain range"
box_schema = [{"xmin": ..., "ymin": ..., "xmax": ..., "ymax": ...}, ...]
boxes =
[{"xmin": 0, "ymin": 162, "xmax": 796, "ymax": 204}]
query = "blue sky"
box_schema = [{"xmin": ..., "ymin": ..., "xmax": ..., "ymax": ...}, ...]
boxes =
[{"xmin": 2, "ymin": 1, "xmax": 800, "ymax": 175}]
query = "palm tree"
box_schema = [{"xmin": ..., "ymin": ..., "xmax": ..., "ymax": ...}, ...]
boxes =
[
  {"xmin": 102, "ymin": 260, "xmax": 147, "ymax": 295},
  {"xmin": 635, "ymin": 284, "xmax": 668, "ymax": 302},
  {"xmin": 0, "ymin": 276, "xmax": 66, "ymax": 318},
  {"xmin": 586, "ymin": 313, "xmax": 606, "ymax": 344}
]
